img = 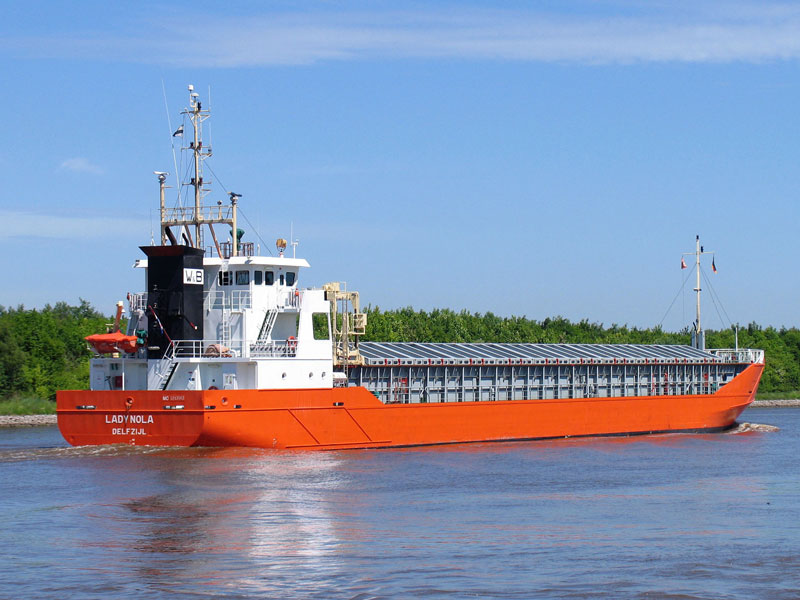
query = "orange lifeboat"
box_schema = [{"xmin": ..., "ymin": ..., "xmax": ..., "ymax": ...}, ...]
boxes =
[{"xmin": 85, "ymin": 331, "xmax": 138, "ymax": 354}]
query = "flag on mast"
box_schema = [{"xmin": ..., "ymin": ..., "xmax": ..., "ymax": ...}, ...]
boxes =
[
  {"xmin": 681, "ymin": 257, "xmax": 687, "ymax": 269},
  {"xmin": 173, "ymin": 124, "xmax": 184, "ymax": 137},
  {"xmin": 712, "ymin": 257, "xmax": 717, "ymax": 273}
]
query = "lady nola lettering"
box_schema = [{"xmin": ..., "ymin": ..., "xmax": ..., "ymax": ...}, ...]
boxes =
[{"xmin": 105, "ymin": 414, "xmax": 155, "ymax": 424}]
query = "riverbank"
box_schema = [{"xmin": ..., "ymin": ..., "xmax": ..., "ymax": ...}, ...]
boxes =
[
  {"xmin": 751, "ymin": 399, "xmax": 800, "ymax": 407},
  {"xmin": 0, "ymin": 415, "xmax": 57, "ymax": 427}
]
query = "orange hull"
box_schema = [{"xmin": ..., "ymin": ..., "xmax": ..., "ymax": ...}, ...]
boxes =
[{"xmin": 57, "ymin": 363, "xmax": 763, "ymax": 450}]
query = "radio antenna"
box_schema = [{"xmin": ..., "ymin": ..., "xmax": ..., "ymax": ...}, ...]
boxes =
[{"xmin": 161, "ymin": 79, "xmax": 181, "ymax": 196}]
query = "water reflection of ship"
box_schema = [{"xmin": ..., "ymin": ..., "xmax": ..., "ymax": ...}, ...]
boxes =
[{"xmin": 103, "ymin": 451, "xmax": 349, "ymax": 595}]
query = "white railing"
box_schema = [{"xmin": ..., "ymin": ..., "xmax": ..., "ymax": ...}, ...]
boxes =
[
  {"xmin": 709, "ymin": 348, "xmax": 765, "ymax": 364},
  {"xmin": 163, "ymin": 204, "xmax": 233, "ymax": 223},
  {"xmin": 205, "ymin": 290, "xmax": 225, "ymax": 310},
  {"xmin": 231, "ymin": 290, "xmax": 252, "ymax": 310},
  {"xmin": 128, "ymin": 292, "xmax": 147, "ymax": 312},
  {"xmin": 174, "ymin": 339, "xmax": 244, "ymax": 358},
  {"xmin": 250, "ymin": 340, "xmax": 297, "ymax": 358},
  {"xmin": 280, "ymin": 290, "xmax": 301, "ymax": 309},
  {"xmin": 166, "ymin": 338, "xmax": 298, "ymax": 359},
  {"xmin": 204, "ymin": 290, "xmax": 252, "ymax": 311}
]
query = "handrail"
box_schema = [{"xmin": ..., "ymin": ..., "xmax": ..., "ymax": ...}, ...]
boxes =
[
  {"xmin": 231, "ymin": 290, "xmax": 252, "ymax": 310},
  {"xmin": 163, "ymin": 204, "xmax": 233, "ymax": 223},
  {"xmin": 204, "ymin": 290, "xmax": 252, "ymax": 311},
  {"xmin": 128, "ymin": 292, "xmax": 147, "ymax": 312},
  {"xmin": 165, "ymin": 338, "xmax": 298, "ymax": 359},
  {"xmin": 275, "ymin": 289, "xmax": 301, "ymax": 309},
  {"xmin": 708, "ymin": 348, "xmax": 765, "ymax": 364},
  {"xmin": 250, "ymin": 339, "xmax": 297, "ymax": 358}
]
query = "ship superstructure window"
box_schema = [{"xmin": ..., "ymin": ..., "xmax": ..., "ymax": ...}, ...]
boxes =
[
  {"xmin": 236, "ymin": 270, "xmax": 250, "ymax": 285},
  {"xmin": 254, "ymin": 271, "xmax": 263, "ymax": 285},
  {"xmin": 312, "ymin": 313, "xmax": 330, "ymax": 340},
  {"xmin": 280, "ymin": 274, "xmax": 285, "ymax": 285},
  {"xmin": 265, "ymin": 271, "xmax": 274, "ymax": 285},
  {"xmin": 218, "ymin": 271, "xmax": 232, "ymax": 286},
  {"xmin": 286, "ymin": 272, "xmax": 296, "ymax": 286}
]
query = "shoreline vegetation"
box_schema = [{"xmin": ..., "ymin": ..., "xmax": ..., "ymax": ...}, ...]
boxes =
[{"xmin": 1, "ymin": 302, "xmax": 799, "ymax": 417}]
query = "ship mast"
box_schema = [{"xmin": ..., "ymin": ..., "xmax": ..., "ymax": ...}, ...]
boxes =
[
  {"xmin": 695, "ymin": 235, "xmax": 701, "ymax": 340},
  {"xmin": 683, "ymin": 235, "xmax": 714, "ymax": 350},
  {"xmin": 157, "ymin": 85, "xmax": 239, "ymax": 257},
  {"xmin": 187, "ymin": 84, "xmax": 209, "ymax": 248}
]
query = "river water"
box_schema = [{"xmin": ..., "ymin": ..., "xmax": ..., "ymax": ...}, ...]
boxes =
[{"xmin": 1, "ymin": 407, "xmax": 798, "ymax": 599}]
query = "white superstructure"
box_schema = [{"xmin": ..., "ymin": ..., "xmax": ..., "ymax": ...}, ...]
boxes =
[
  {"xmin": 88, "ymin": 85, "xmax": 343, "ymax": 393},
  {"xmin": 91, "ymin": 254, "xmax": 337, "ymax": 392}
]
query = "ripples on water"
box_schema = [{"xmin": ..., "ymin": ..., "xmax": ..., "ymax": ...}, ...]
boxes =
[{"xmin": 0, "ymin": 408, "xmax": 798, "ymax": 599}]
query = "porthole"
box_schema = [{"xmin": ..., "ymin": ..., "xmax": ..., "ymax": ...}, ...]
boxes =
[
  {"xmin": 309, "ymin": 372, "xmax": 313, "ymax": 378},
  {"xmin": 282, "ymin": 372, "xmax": 287, "ymax": 379}
]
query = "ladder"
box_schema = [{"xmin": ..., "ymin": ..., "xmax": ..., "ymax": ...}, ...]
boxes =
[
  {"xmin": 148, "ymin": 342, "xmax": 178, "ymax": 390},
  {"xmin": 221, "ymin": 306, "xmax": 232, "ymax": 346},
  {"xmin": 258, "ymin": 309, "xmax": 278, "ymax": 341},
  {"xmin": 250, "ymin": 309, "xmax": 278, "ymax": 354},
  {"xmin": 159, "ymin": 361, "xmax": 179, "ymax": 391}
]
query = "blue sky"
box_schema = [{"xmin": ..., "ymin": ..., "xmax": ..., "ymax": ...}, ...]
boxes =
[{"xmin": 1, "ymin": 0, "xmax": 799, "ymax": 330}]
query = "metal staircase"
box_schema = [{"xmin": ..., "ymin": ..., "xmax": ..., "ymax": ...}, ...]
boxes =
[
  {"xmin": 251, "ymin": 309, "xmax": 278, "ymax": 353},
  {"xmin": 148, "ymin": 342, "xmax": 178, "ymax": 390},
  {"xmin": 159, "ymin": 361, "xmax": 179, "ymax": 391}
]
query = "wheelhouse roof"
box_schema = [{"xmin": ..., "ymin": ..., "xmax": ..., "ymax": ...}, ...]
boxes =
[{"xmin": 134, "ymin": 256, "xmax": 310, "ymax": 269}]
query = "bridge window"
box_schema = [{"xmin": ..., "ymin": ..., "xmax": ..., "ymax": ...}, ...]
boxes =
[
  {"xmin": 265, "ymin": 271, "xmax": 274, "ymax": 285},
  {"xmin": 218, "ymin": 271, "xmax": 232, "ymax": 286},
  {"xmin": 235, "ymin": 270, "xmax": 250, "ymax": 285},
  {"xmin": 286, "ymin": 272, "xmax": 296, "ymax": 286},
  {"xmin": 313, "ymin": 313, "xmax": 330, "ymax": 340},
  {"xmin": 254, "ymin": 271, "xmax": 263, "ymax": 285}
]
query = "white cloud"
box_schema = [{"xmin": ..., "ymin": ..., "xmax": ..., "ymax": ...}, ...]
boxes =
[
  {"xmin": 0, "ymin": 211, "xmax": 148, "ymax": 240},
  {"xmin": 58, "ymin": 157, "xmax": 104, "ymax": 175},
  {"xmin": 6, "ymin": 3, "xmax": 800, "ymax": 66}
]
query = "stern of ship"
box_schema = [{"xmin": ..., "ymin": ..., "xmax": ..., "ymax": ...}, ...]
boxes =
[{"xmin": 57, "ymin": 390, "xmax": 206, "ymax": 446}]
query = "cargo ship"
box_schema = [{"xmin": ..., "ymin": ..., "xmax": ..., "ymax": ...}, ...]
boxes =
[{"xmin": 56, "ymin": 86, "xmax": 764, "ymax": 449}]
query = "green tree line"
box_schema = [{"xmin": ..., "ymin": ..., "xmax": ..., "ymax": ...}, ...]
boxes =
[
  {"xmin": 0, "ymin": 301, "xmax": 111, "ymax": 401},
  {"xmin": 0, "ymin": 302, "xmax": 797, "ymax": 401}
]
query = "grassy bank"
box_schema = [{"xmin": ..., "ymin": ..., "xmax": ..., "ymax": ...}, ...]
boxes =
[{"xmin": 0, "ymin": 396, "xmax": 56, "ymax": 416}]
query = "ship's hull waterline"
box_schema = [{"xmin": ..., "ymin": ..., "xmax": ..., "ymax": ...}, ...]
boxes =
[{"xmin": 57, "ymin": 363, "xmax": 762, "ymax": 450}]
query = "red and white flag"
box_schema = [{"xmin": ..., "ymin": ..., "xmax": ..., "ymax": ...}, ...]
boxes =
[{"xmin": 681, "ymin": 258, "xmax": 687, "ymax": 269}]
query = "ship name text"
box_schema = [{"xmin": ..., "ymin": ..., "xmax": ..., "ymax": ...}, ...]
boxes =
[{"xmin": 105, "ymin": 414, "xmax": 154, "ymax": 424}]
